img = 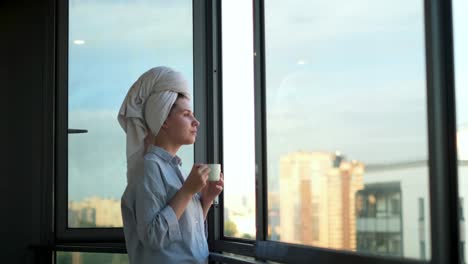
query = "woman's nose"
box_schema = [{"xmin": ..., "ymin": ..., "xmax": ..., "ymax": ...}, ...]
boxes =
[{"xmin": 193, "ymin": 117, "xmax": 200, "ymax": 127}]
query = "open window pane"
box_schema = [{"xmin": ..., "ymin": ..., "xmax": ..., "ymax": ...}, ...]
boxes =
[
  {"xmin": 68, "ymin": 0, "xmax": 193, "ymax": 228},
  {"xmin": 264, "ymin": 0, "xmax": 430, "ymax": 259},
  {"xmin": 221, "ymin": 0, "xmax": 256, "ymax": 239},
  {"xmin": 453, "ymin": 0, "xmax": 468, "ymax": 262}
]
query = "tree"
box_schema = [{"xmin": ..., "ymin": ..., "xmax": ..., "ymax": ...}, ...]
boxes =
[
  {"xmin": 241, "ymin": 233, "xmax": 254, "ymax": 239},
  {"xmin": 224, "ymin": 220, "xmax": 238, "ymax": 237}
]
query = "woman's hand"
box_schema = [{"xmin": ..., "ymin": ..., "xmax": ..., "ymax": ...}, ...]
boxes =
[
  {"xmin": 200, "ymin": 172, "xmax": 224, "ymax": 208},
  {"xmin": 182, "ymin": 164, "xmax": 210, "ymax": 195},
  {"xmin": 170, "ymin": 164, "xmax": 210, "ymax": 220}
]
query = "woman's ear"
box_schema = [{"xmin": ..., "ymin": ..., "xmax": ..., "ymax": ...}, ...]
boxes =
[{"xmin": 161, "ymin": 121, "xmax": 169, "ymax": 129}]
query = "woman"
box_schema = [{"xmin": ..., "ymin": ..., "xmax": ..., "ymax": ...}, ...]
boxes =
[{"xmin": 118, "ymin": 66, "xmax": 223, "ymax": 263}]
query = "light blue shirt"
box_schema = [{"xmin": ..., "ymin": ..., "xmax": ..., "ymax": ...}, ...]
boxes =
[{"xmin": 121, "ymin": 145, "xmax": 209, "ymax": 264}]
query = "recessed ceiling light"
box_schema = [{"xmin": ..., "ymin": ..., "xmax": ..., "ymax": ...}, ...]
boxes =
[
  {"xmin": 297, "ymin": 60, "xmax": 306, "ymax": 65},
  {"xmin": 73, "ymin": 40, "xmax": 85, "ymax": 45}
]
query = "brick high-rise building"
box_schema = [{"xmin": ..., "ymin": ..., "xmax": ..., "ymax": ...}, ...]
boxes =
[{"xmin": 279, "ymin": 151, "xmax": 364, "ymax": 250}]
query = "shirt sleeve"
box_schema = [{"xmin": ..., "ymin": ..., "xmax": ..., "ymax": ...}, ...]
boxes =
[
  {"xmin": 135, "ymin": 159, "xmax": 182, "ymax": 250},
  {"xmin": 197, "ymin": 193, "xmax": 209, "ymax": 239}
]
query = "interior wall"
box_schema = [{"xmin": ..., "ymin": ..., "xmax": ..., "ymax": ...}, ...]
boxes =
[{"xmin": 1, "ymin": 0, "xmax": 53, "ymax": 262}]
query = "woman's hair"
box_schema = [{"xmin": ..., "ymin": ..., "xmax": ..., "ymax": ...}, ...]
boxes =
[{"xmin": 168, "ymin": 93, "xmax": 188, "ymax": 116}]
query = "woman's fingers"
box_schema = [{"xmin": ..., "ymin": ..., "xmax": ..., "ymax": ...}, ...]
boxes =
[
  {"xmin": 197, "ymin": 165, "xmax": 210, "ymax": 175},
  {"xmin": 218, "ymin": 175, "xmax": 224, "ymax": 186}
]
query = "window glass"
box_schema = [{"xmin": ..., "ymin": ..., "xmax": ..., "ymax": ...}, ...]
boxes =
[
  {"xmin": 453, "ymin": 0, "xmax": 468, "ymax": 262},
  {"xmin": 56, "ymin": 252, "xmax": 128, "ymax": 264},
  {"xmin": 68, "ymin": 0, "xmax": 193, "ymax": 227},
  {"xmin": 221, "ymin": 0, "xmax": 256, "ymax": 238},
  {"xmin": 265, "ymin": 0, "xmax": 429, "ymax": 259}
]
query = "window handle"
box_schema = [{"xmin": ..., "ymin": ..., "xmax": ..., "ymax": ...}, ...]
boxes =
[{"xmin": 68, "ymin": 129, "xmax": 88, "ymax": 134}]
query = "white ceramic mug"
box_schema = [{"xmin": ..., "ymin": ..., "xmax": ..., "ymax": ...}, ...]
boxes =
[{"xmin": 207, "ymin": 164, "xmax": 221, "ymax": 181}]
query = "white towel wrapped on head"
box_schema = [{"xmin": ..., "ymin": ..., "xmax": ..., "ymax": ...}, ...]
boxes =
[{"xmin": 118, "ymin": 66, "xmax": 190, "ymax": 182}]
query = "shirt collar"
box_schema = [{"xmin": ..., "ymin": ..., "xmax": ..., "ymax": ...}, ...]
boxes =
[{"xmin": 147, "ymin": 145, "xmax": 182, "ymax": 166}]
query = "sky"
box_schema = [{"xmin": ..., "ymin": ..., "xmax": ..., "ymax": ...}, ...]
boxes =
[
  {"xmin": 68, "ymin": 0, "xmax": 194, "ymax": 201},
  {"xmin": 67, "ymin": 0, "xmax": 467, "ymax": 203},
  {"xmin": 263, "ymin": 0, "xmax": 468, "ymax": 191}
]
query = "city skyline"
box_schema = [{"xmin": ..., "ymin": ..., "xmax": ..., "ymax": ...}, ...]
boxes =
[{"xmin": 66, "ymin": 148, "xmax": 468, "ymax": 261}]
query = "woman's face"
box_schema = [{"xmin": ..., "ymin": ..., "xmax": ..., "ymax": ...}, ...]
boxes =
[{"xmin": 164, "ymin": 97, "xmax": 200, "ymax": 145}]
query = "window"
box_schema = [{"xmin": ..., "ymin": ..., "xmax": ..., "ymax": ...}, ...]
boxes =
[
  {"xmin": 264, "ymin": 0, "xmax": 428, "ymax": 258},
  {"xmin": 453, "ymin": 0, "xmax": 468, "ymax": 262},
  {"xmin": 221, "ymin": 0, "xmax": 256, "ymax": 239},
  {"xmin": 52, "ymin": 0, "xmax": 463, "ymax": 263},
  {"xmin": 57, "ymin": 0, "xmax": 193, "ymax": 237},
  {"xmin": 356, "ymin": 183, "xmax": 403, "ymax": 257},
  {"xmin": 210, "ymin": 1, "xmax": 460, "ymax": 263}
]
